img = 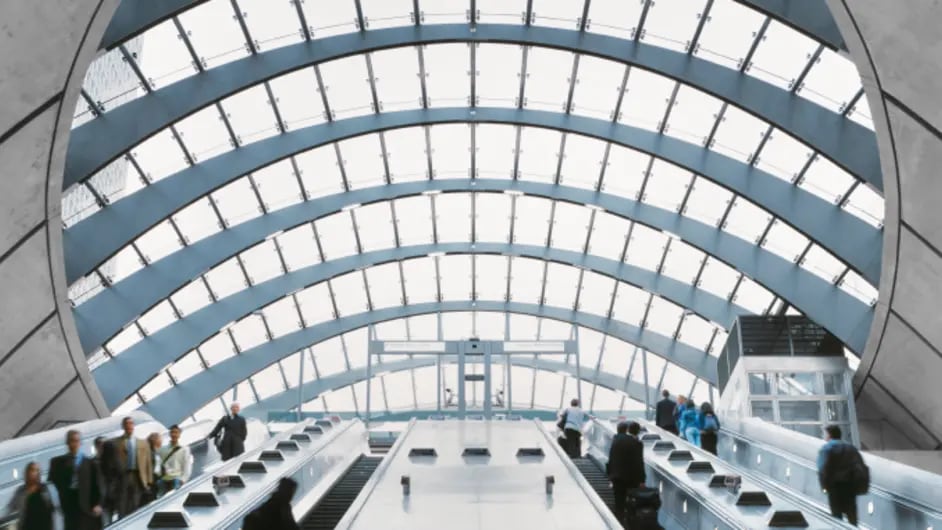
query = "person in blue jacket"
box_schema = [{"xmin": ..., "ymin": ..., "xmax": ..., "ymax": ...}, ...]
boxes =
[{"xmin": 679, "ymin": 400, "xmax": 701, "ymax": 447}]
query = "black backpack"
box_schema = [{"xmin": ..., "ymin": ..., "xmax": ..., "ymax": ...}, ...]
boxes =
[
  {"xmin": 831, "ymin": 443, "xmax": 870, "ymax": 495},
  {"xmin": 242, "ymin": 506, "xmax": 264, "ymax": 530}
]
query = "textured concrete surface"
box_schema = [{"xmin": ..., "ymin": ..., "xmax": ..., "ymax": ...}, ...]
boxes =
[
  {"xmin": 0, "ymin": 1, "xmax": 117, "ymax": 439},
  {"xmin": 829, "ymin": 0, "xmax": 942, "ymax": 454}
]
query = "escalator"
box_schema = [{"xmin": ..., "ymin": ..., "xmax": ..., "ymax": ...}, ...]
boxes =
[
  {"xmin": 300, "ymin": 455, "xmax": 383, "ymax": 530},
  {"xmin": 571, "ymin": 456, "xmax": 618, "ymax": 520}
]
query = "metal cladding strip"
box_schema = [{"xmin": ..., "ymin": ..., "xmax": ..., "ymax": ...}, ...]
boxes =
[
  {"xmin": 241, "ymin": 356, "xmax": 660, "ymax": 422},
  {"xmin": 98, "ymin": 0, "xmax": 208, "ymax": 51},
  {"xmin": 64, "ymin": 108, "xmax": 881, "ymax": 284},
  {"xmin": 77, "ymin": 237, "xmax": 750, "ymax": 351},
  {"xmin": 137, "ymin": 301, "xmax": 705, "ymax": 425},
  {"xmin": 66, "ymin": 23, "xmax": 880, "ymax": 190},
  {"xmin": 98, "ymin": 300, "xmax": 715, "ymax": 412},
  {"xmin": 72, "ymin": 181, "xmax": 873, "ymax": 356},
  {"xmin": 739, "ymin": 0, "xmax": 846, "ymax": 51},
  {"xmin": 99, "ymin": 0, "xmax": 845, "ymax": 52}
]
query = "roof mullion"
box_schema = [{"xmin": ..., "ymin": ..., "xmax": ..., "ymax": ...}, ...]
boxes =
[
  {"xmin": 417, "ymin": 46, "xmax": 430, "ymax": 108},
  {"xmin": 634, "ymin": 0, "xmax": 653, "ymax": 41},
  {"xmin": 727, "ymin": 273, "xmax": 745, "ymax": 302},
  {"xmin": 572, "ymin": 268, "xmax": 586, "ymax": 310},
  {"xmin": 397, "ymin": 261, "xmax": 409, "ymax": 304},
  {"xmin": 378, "ymin": 132, "xmax": 392, "ymax": 184},
  {"xmin": 310, "ymin": 221, "xmax": 327, "ymax": 262},
  {"xmin": 433, "ymin": 255, "xmax": 443, "ymax": 302},
  {"xmin": 757, "ymin": 217, "xmax": 775, "ymax": 246},
  {"xmin": 740, "ymin": 17, "xmax": 771, "ymax": 73},
  {"xmin": 564, "ymin": 55, "xmax": 581, "ymax": 113},
  {"xmin": 796, "ymin": 239, "xmax": 814, "ymax": 265},
  {"xmin": 314, "ymin": 65, "xmax": 333, "ymax": 121},
  {"xmin": 84, "ymin": 181, "xmax": 107, "ymax": 208},
  {"xmin": 656, "ymin": 236, "xmax": 673, "ymax": 273},
  {"xmin": 842, "ymin": 87, "xmax": 866, "ymax": 117},
  {"xmin": 619, "ymin": 221, "xmax": 635, "ymax": 263},
  {"xmin": 215, "ymin": 102, "xmax": 240, "ymax": 148},
  {"xmin": 672, "ymin": 310, "xmax": 687, "ymax": 340},
  {"xmin": 119, "ymin": 44, "xmax": 152, "ymax": 93},
  {"xmin": 678, "ymin": 174, "xmax": 698, "ymax": 214},
  {"xmin": 166, "ymin": 297, "xmax": 184, "ymax": 320},
  {"xmin": 511, "ymin": 126, "xmax": 523, "ymax": 179},
  {"xmin": 705, "ymin": 327, "xmax": 720, "ymax": 354},
  {"xmin": 471, "ymin": 254, "xmax": 478, "ymax": 301},
  {"xmin": 207, "ymin": 191, "xmax": 228, "ymax": 229},
  {"xmin": 763, "ymin": 295, "xmax": 779, "ymax": 315},
  {"xmin": 470, "ymin": 0, "xmax": 477, "ymax": 28},
  {"xmin": 361, "ymin": 269, "xmax": 375, "ymax": 311},
  {"xmin": 838, "ymin": 179, "xmax": 862, "ymax": 207},
  {"xmin": 424, "ymin": 126, "xmax": 435, "ymax": 179},
  {"xmin": 657, "ymin": 82, "xmax": 681, "ymax": 134},
  {"xmin": 524, "ymin": 0, "xmax": 534, "ymax": 25},
  {"xmin": 338, "ymin": 335, "xmax": 358, "ymax": 413},
  {"xmin": 276, "ymin": 358, "xmax": 291, "ymax": 391},
  {"xmin": 655, "ymin": 362, "xmax": 668, "ymax": 393},
  {"xmin": 504, "ymin": 256, "xmax": 513, "ymax": 302},
  {"xmin": 229, "ymin": 0, "xmax": 257, "ymax": 54},
  {"xmin": 354, "ymin": 0, "xmax": 366, "ymax": 31},
  {"xmin": 834, "ymin": 266, "xmax": 851, "ymax": 286},
  {"xmin": 636, "ymin": 156, "xmax": 656, "ymax": 201},
  {"xmin": 364, "ymin": 54, "xmax": 381, "ymax": 113},
  {"xmin": 639, "ymin": 292, "xmax": 655, "ymax": 329},
  {"xmin": 225, "ymin": 327, "xmax": 241, "ymax": 354},
  {"xmin": 125, "ymin": 154, "xmax": 150, "ymax": 187},
  {"xmin": 717, "ymin": 196, "xmax": 737, "ymax": 229},
  {"xmin": 256, "ymin": 311, "xmax": 274, "ymax": 342},
  {"xmin": 234, "ymin": 253, "xmax": 253, "ymax": 287},
  {"xmin": 595, "ymin": 143, "xmax": 612, "ymax": 192},
  {"xmin": 704, "ymin": 102, "xmax": 727, "ymax": 148},
  {"xmin": 200, "ymin": 275, "xmax": 218, "ymax": 303},
  {"xmin": 292, "ymin": 0, "xmax": 312, "ymax": 41},
  {"xmin": 611, "ymin": 66, "xmax": 631, "ymax": 122},
  {"xmin": 271, "ymin": 234, "xmax": 289, "ymax": 273},
  {"xmin": 172, "ymin": 16, "xmax": 205, "ymax": 72},
  {"xmin": 246, "ymin": 173, "xmax": 268, "ymax": 215},
  {"xmin": 793, "ymin": 152, "xmax": 818, "ymax": 185},
  {"xmin": 687, "ymin": 0, "xmax": 714, "ymax": 54},
  {"xmin": 168, "ymin": 216, "xmax": 189, "ymax": 247},
  {"xmin": 791, "ymin": 44, "xmax": 824, "ymax": 93},
  {"xmin": 169, "ymin": 125, "xmax": 195, "ymax": 166},
  {"xmin": 389, "ymin": 201, "xmax": 402, "ymax": 247},
  {"xmin": 290, "ymin": 292, "xmax": 308, "ymax": 329},
  {"xmin": 583, "ymin": 208, "xmax": 597, "ymax": 254},
  {"xmin": 80, "ymin": 89, "xmax": 104, "ymax": 117},
  {"xmin": 538, "ymin": 261, "xmax": 549, "ymax": 305},
  {"xmin": 349, "ymin": 210, "xmax": 364, "ymax": 255},
  {"xmin": 553, "ymin": 133, "xmax": 568, "ymax": 185},
  {"xmin": 263, "ymin": 82, "xmax": 287, "ymax": 133},
  {"xmin": 622, "ymin": 346, "xmax": 639, "ymax": 395},
  {"xmin": 290, "ymin": 156, "xmax": 309, "ymax": 201},
  {"xmin": 470, "ymin": 123, "xmax": 477, "ymax": 179},
  {"xmin": 412, "ymin": 0, "xmax": 422, "ymax": 25},
  {"xmin": 508, "ymin": 194, "xmax": 518, "ymax": 243},
  {"xmin": 578, "ymin": 0, "xmax": 591, "ymax": 31},
  {"xmin": 470, "ymin": 192, "xmax": 477, "ymax": 243},
  {"xmin": 470, "ymin": 42, "xmax": 477, "ymax": 107},
  {"xmin": 517, "ymin": 47, "xmax": 529, "ymax": 109},
  {"xmin": 333, "ymin": 144, "xmax": 350, "ymax": 191},
  {"xmin": 692, "ymin": 254, "xmax": 709, "ymax": 286},
  {"xmin": 749, "ymin": 124, "xmax": 774, "ymax": 166},
  {"xmin": 687, "ymin": 377, "xmax": 698, "ymax": 400},
  {"xmin": 545, "ymin": 201, "xmax": 557, "ymax": 247},
  {"xmin": 194, "ymin": 347, "xmax": 210, "ymax": 370},
  {"xmin": 605, "ymin": 282, "xmax": 620, "ymax": 319},
  {"xmin": 325, "ymin": 281, "xmax": 342, "ymax": 322},
  {"xmin": 427, "ymin": 194, "xmax": 440, "ymax": 244}
]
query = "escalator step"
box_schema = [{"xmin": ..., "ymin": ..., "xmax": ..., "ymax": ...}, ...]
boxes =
[{"xmin": 300, "ymin": 456, "xmax": 383, "ymax": 530}]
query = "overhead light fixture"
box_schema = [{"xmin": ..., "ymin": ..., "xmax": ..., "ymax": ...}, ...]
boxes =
[
  {"xmin": 428, "ymin": 252, "xmax": 445, "ymax": 258},
  {"xmin": 341, "ymin": 203, "xmax": 361, "ymax": 212},
  {"xmin": 421, "ymin": 190, "xmax": 441, "ymax": 196},
  {"xmin": 662, "ymin": 230, "xmax": 680, "ymax": 240},
  {"xmin": 503, "ymin": 190, "xmax": 524, "ymax": 196},
  {"xmin": 584, "ymin": 204, "xmax": 605, "ymax": 212}
]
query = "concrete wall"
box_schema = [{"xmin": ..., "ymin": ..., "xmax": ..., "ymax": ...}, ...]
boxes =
[
  {"xmin": 0, "ymin": 1, "xmax": 118, "ymax": 438},
  {"xmin": 828, "ymin": 0, "xmax": 942, "ymax": 452}
]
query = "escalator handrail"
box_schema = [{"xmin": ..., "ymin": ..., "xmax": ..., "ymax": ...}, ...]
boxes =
[
  {"xmin": 719, "ymin": 418, "xmax": 942, "ymax": 517},
  {"xmin": 629, "ymin": 419, "xmax": 862, "ymax": 530},
  {"xmin": 536, "ymin": 420, "xmax": 625, "ymax": 529},
  {"xmin": 332, "ymin": 419, "xmax": 416, "ymax": 529}
]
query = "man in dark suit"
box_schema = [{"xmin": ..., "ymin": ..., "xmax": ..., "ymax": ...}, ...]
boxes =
[
  {"xmin": 76, "ymin": 438, "xmax": 106, "ymax": 530},
  {"xmin": 607, "ymin": 421, "xmax": 646, "ymax": 526},
  {"xmin": 209, "ymin": 403, "xmax": 248, "ymax": 461},
  {"xmin": 49, "ymin": 430, "xmax": 83, "ymax": 530},
  {"xmin": 654, "ymin": 390, "xmax": 677, "ymax": 434}
]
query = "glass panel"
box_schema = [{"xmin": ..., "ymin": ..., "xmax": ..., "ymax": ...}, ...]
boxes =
[
  {"xmin": 748, "ymin": 372, "xmax": 772, "ymax": 395},
  {"xmin": 371, "ymin": 47, "xmax": 421, "ymax": 112},
  {"xmin": 523, "ymin": 47, "xmax": 572, "ymax": 112},
  {"xmin": 825, "ymin": 400, "xmax": 849, "ymax": 422},
  {"xmin": 784, "ymin": 423, "xmax": 824, "ymax": 437},
  {"xmin": 751, "ymin": 400, "xmax": 774, "ymax": 421},
  {"xmin": 424, "ymin": 44, "xmax": 470, "ymax": 107},
  {"xmin": 475, "ymin": 193, "xmax": 511, "ymax": 243},
  {"xmin": 177, "ymin": 0, "xmax": 251, "ymax": 70},
  {"xmin": 779, "ymin": 401, "xmax": 821, "ymax": 422},
  {"xmin": 239, "ymin": 0, "xmax": 303, "ymax": 51},
  {"xmin": 476, "ymin": 44, "xmax": 521, "ymax": 107},
  {"xmin": 775, "ymin": 372, "xmax": 818, "ymax": 396},
  {"xmin": 823, "ymin": 373, "xmax": 845, "ymax": 395}
]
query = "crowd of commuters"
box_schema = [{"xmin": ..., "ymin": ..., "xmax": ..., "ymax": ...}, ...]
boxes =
[
  {"xmin": 7, "ymin": 403, "xmax": 250, "ymax": 530},
  {"xmin": 654, "ymin": 390, "xmax": 721, "ymax": 455}
]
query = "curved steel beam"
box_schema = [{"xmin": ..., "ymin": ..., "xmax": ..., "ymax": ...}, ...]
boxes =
[
  {"xmin": 99, "ymin": 0, "xmax": 845, "ymax": 53},
  {"xmin": 739, "ymin": 0, "xmax": 846, "ymax": 51},
  {"xmin": 78, "ymin": 239, "xmax": 750, "ymax": 353},
  {"xmin": 134, "ymin": 301, "xmax": 709, "ymax": 424},
  {"xmin": 65, "ymin": 108, "xmax": 881, "ymax": 285},
  {"xmin": 68, "ymin": 23, "xmax": 879, "ymax": 190},
  {"xmin": 99, "ymin": 0, "xmax": 207, "ymax": 51},
  {"xmin": 73, "ymin": 179, "xmax": 873, "ymax": 358},
  {"xmin": 239, "ymin": 357, "xmax": 659, "ymax": 425},
  {"xmin": 89, "ymin": 245, "xmax": 737, "ymax": 407}
]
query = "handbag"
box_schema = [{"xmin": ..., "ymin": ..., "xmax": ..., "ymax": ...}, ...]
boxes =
[{"xmin": 556, "ymin": 411, "xmax": 568, "ymax": 431}]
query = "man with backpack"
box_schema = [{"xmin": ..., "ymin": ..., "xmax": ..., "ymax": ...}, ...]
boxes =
[{"xmin": 817, "ymin": 425, "xmax": 869, "ymax": 526}]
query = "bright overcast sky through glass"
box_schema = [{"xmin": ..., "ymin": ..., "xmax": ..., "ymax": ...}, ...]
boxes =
[{"xmin": 67, "ymin": 0, "xmax": 882, "ymax": 423}]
